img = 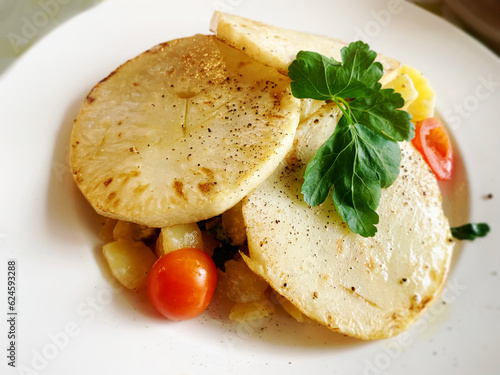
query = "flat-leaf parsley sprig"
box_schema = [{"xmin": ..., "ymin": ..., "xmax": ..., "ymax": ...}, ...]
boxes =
[
  {"xmin": 450, "ymin": 223, "xmax": 490, "ymax": 241},
  {"xmin": 288, "ymin": 41, "xmax": 414, "ymax": 237}
]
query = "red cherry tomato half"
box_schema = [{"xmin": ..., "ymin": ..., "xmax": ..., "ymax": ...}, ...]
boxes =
[
  {"xmin": 147, "ymin": 248, "xmax": 217, "ymax": 321},
  {"xmin": 411, "ymin": 118, "xmax": 454, "ymax": 180}
]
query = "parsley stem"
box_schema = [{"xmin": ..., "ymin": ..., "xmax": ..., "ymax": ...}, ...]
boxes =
[{"xmin": 334, "ymin": 98, "xmax": 354, "ymax": 124}]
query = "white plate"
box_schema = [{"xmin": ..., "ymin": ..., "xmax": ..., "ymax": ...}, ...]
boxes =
[{"xmin": 1, "ymin": 0, "xmax": 499, "ymax": 374}]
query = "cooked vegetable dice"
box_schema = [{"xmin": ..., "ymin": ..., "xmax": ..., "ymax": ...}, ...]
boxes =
[{"xmin": 103, "ymin": 239, "xmax": 157, "ymax": 291}]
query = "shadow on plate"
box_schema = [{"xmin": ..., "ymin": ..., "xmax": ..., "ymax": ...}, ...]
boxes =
[
  {"xmin": 203, "ymin": 289, "xmax": 365, "ymax": 350},
  {"xmin": 437, "ymin": 113, "xmax": 470, "ymax": 273}
]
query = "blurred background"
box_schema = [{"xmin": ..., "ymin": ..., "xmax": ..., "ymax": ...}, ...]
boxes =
[
  {"xmin": 415, "ymin": 0, "xmax": 500, "ymax": 54},
  {"xmin": 0, "ymin": 0, "xmax": 499, "ymax": 77},
  {"xmin": 0, "ymin": 0, "xmax": 102, "ymax": 75}
]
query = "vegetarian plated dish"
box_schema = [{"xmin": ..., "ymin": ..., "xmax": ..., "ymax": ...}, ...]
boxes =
[{"xmin": 69, "ymin": 11, "xmax": 488, "ymax": 340}]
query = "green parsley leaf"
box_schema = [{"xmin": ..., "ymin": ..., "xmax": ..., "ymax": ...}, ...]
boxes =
[
  {"xmin": 288, "ymin": 42, "xmax": 383, "ymax": 100},
  {"xmin": 302, "ymin": 116, "xmax": 401, "ymax": 236},
  {"xmin": 289, "ymin": 41, "xmax": 414, "ymax": 237},
  {"xmin": 451, "ymin": 223, "xmax": 490, "ymax": 240},
  {"xmin": 335, "ymin": 40, "xmax": 384, "ymax": 98},
  {"xmin": 289, "ymin": 51, "xmax": 341, "ymax": 100},
  {"xmin": 349, "ymin": 89, "xmax": 414, "ymax": 142}
]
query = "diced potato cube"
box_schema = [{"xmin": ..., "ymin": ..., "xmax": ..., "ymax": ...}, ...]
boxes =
[
  {"xmin": 399, "ymin": 65, "xmax": 435, "ymax": 122},
  {"xmin": 100, "ymin": 218, "xmax": 118, "ymax": 242},
  {"xmin": 217, "ymin": 257, "xmax": 269, "ymax": 303},
  {"xmin": 222, "ymin": 201, "xmax": 246, "ymax": 245},
  {"xmin": 113, "ymin": 220, "xmax": 157, "ymax": 241},
  {"xmin": 103, "ymin": 239, "xmax": 157, "ymax": 291},
  {"xmin": 384, "ymin": 73, "xmax": 418, "ymax": 111},
  {"xmin": 229, "ymin": 294, "xmax": 274, "ymax": 322},
  {"xmin": 155, "ymin": 223, "xmax": 203, "ymax": 257}
]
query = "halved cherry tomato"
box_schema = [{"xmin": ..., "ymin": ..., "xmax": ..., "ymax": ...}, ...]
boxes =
[
  {"xmin": 147, "ymin": 248, "xmax": 217, "ymax": 320},
  {"xmin": 411, "ymin": 118, "xmax": 454, "ymax": 180}
]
